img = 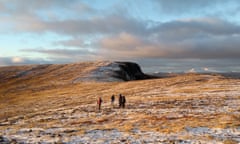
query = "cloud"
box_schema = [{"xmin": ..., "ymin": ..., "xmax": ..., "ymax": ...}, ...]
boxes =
[
  {"xmin": 153, "ymin": 0, "xmax": 238, "ymax": 15},
  {"xmin": 12, "ymin": 57, "xmax": 24, "ymax": 63},
  {"xmin": 203, "ymin": 67, "xmax": 209, "ymax": 71},
  {"xmin": 2, "ymin": 14, "xmax": 147, "ymax": 36},
  {"xmin": 2, "ymin": 0, "xmax": 239, "ymax": 38},
  {"xmin": 97, "ymin": 17, "xmax": 240, "ymax": 59},
  {"xmin": 0, "ymin": 0, "xmax": 101, "ymax": 33},
  {"xmin": 100, "ymin": 32, "xmax": 142, "ymax": 50},
  {"xmin": 149, "ymin": 18, "xmax": 240, "ymax": 59},
  {"xmin": 187, "ymin": 68, "xmax": 196, "ymax": 73},
  {"xmin": 56, "ymin": 39, "xmax": 86, "ymax": 47},
  {"xmin": 0, "ymin": 48, "xmax": 99, "ymax": 66},
  {"xmin": 98, "ymin": 32, "xmax": 168, "ymax": 59},
  {"xmin": 0, "ymin": 0, "xmax": 146, "ymax": 35},
  {"xmin": 152, "ymin": 18, "xmax": 240, "ymax": 42},
  {"xmin": 17, "ymin": 16, "xmax": 240, "ymax": 60},
  {"xmin": 21, "ymin": 48, "xmax": 100, "ymax": 61},
  {"xmin": 1, "ymin": 0, "xmax": 240, "ymax": 65},
  {"xmin": 0, "ymin": 56, "xmax": 50, "ymax": 66},
  {"xmin": 53, "ymin": 15, "xmax": 145, "ymax": 36},
  {"xmin": 0, "ymin": 0, "xmax": 93, "ymax": 16}
]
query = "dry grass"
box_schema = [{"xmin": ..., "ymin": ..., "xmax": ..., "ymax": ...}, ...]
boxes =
[{"xmin": 0, "ymin": 62, "xmax": 239, "ymax": 143}]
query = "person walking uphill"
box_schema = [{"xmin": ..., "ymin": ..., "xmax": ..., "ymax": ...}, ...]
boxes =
[
  {"xmin": 97, "ymin": 97, "xmax": 103, "ymax": 111},
  {"xmin": 119, "ymin": 94, "xmax": 126, "ymax": 108},
  {"xmin": 111, "ymin": 94, "xmax": 115, "ymax": 106},
  {"xmin": 119, "ymin": 94, "xmax": 122, "ymax": 108},
  {"xmin": 122, "ymin": 95, "xmax": 126, "ymax": 108}
]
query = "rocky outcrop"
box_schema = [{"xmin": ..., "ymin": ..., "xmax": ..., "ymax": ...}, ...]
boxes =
[
  {"xmin": 110, "ymin": 62, "xmax": 152, "ymax": 81},
  {"xmin": 73, "ymin": 61, "xmax": 155, "ymax": 82}
]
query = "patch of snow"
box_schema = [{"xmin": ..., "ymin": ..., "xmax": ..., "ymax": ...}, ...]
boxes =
[
  {"xmin": 3, "ymin": 126, "xmax": 239, "ymax": 143},
  {"xmin": 72, "ymin": 62, "xmax": 124, "ymax": 83}
]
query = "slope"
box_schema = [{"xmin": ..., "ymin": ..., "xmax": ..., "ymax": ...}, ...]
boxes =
[{"xmin": 0, "ymin": 62, "xmax": 239, "ymax": 143}]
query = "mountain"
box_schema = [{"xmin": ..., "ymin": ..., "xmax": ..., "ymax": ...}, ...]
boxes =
[
  {"xmin": 0, "ymin": 61, "xmax": 155, "ymax": 96},
  {"xmin": 0, "ymin": 61, "xmax": 239, "ymax": 143}
]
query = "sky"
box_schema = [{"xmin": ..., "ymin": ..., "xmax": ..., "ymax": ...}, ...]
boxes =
[{"xmin": 0, "ymin": 0, "xmax": 240, "ymax": 72}]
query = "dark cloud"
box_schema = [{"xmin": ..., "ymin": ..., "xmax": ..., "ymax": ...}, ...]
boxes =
[
  {"xmin": 150, "ymin": 18, "xmax": 240, "ymax": 59},
  {"xmin": 42, "ymin": 16, "xmax": 240, "ymax": 60},
  {"xmin": 17, "ymin": 15, "xmax": 146, "ymax": 36},
  {"xmin": 98, "ymin": 17, "xmax": 240, "ymax": 59},
  {"xmin": 153, "ymin": 0, "xmax": 237, "ymax": 14},
  {"xmin": 19, "ymin": 15, "xmax": 240, "ymax": 60},
  {"xmin": 151, "ymin": 18, "xmax": 240, "ymax": 42}
]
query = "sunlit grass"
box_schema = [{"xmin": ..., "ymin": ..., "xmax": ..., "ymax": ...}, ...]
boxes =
[{"xmin": 0, "ymin": 63, "xmax": 239, "ymax": 143}]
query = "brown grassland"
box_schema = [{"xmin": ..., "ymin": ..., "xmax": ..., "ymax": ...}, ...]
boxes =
[{"xmin": 0, "ymin": 62, "xmax": 239, "ymax": 143}]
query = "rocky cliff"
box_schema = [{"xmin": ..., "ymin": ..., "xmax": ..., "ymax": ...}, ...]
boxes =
[
  {"xmin": 72, "ymin": 61, "xmax": 155, "ymax": 82},
  {"xmin": 112, "ymin": 62, "xmax": 150, "ymax": 81}
]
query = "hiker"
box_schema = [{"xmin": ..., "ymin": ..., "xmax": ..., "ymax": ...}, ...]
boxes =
[
  {"xmin": 97, "ymin": 97, "xmax": 103, "ymax": 111},
  {"xmin": 122, "ymin": 95, "xmax": 126, "ymax": 108},
  {"xmin": 111, "ymin": 94, "xmax": 115, "ymax": 106},
  {"xmin": 119, "ymin": 94, "xmax": 122, "ymax": 108}
]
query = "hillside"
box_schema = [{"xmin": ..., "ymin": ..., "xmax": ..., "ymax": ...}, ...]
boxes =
[{"xmin": 0, "ymin": 61, "xmax": 240, "ymax": 143}]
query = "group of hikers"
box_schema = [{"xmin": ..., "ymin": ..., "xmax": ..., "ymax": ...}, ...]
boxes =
[{"xmin": 97, "ymin": 94, "xmax": 126, "ymax": 111}]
